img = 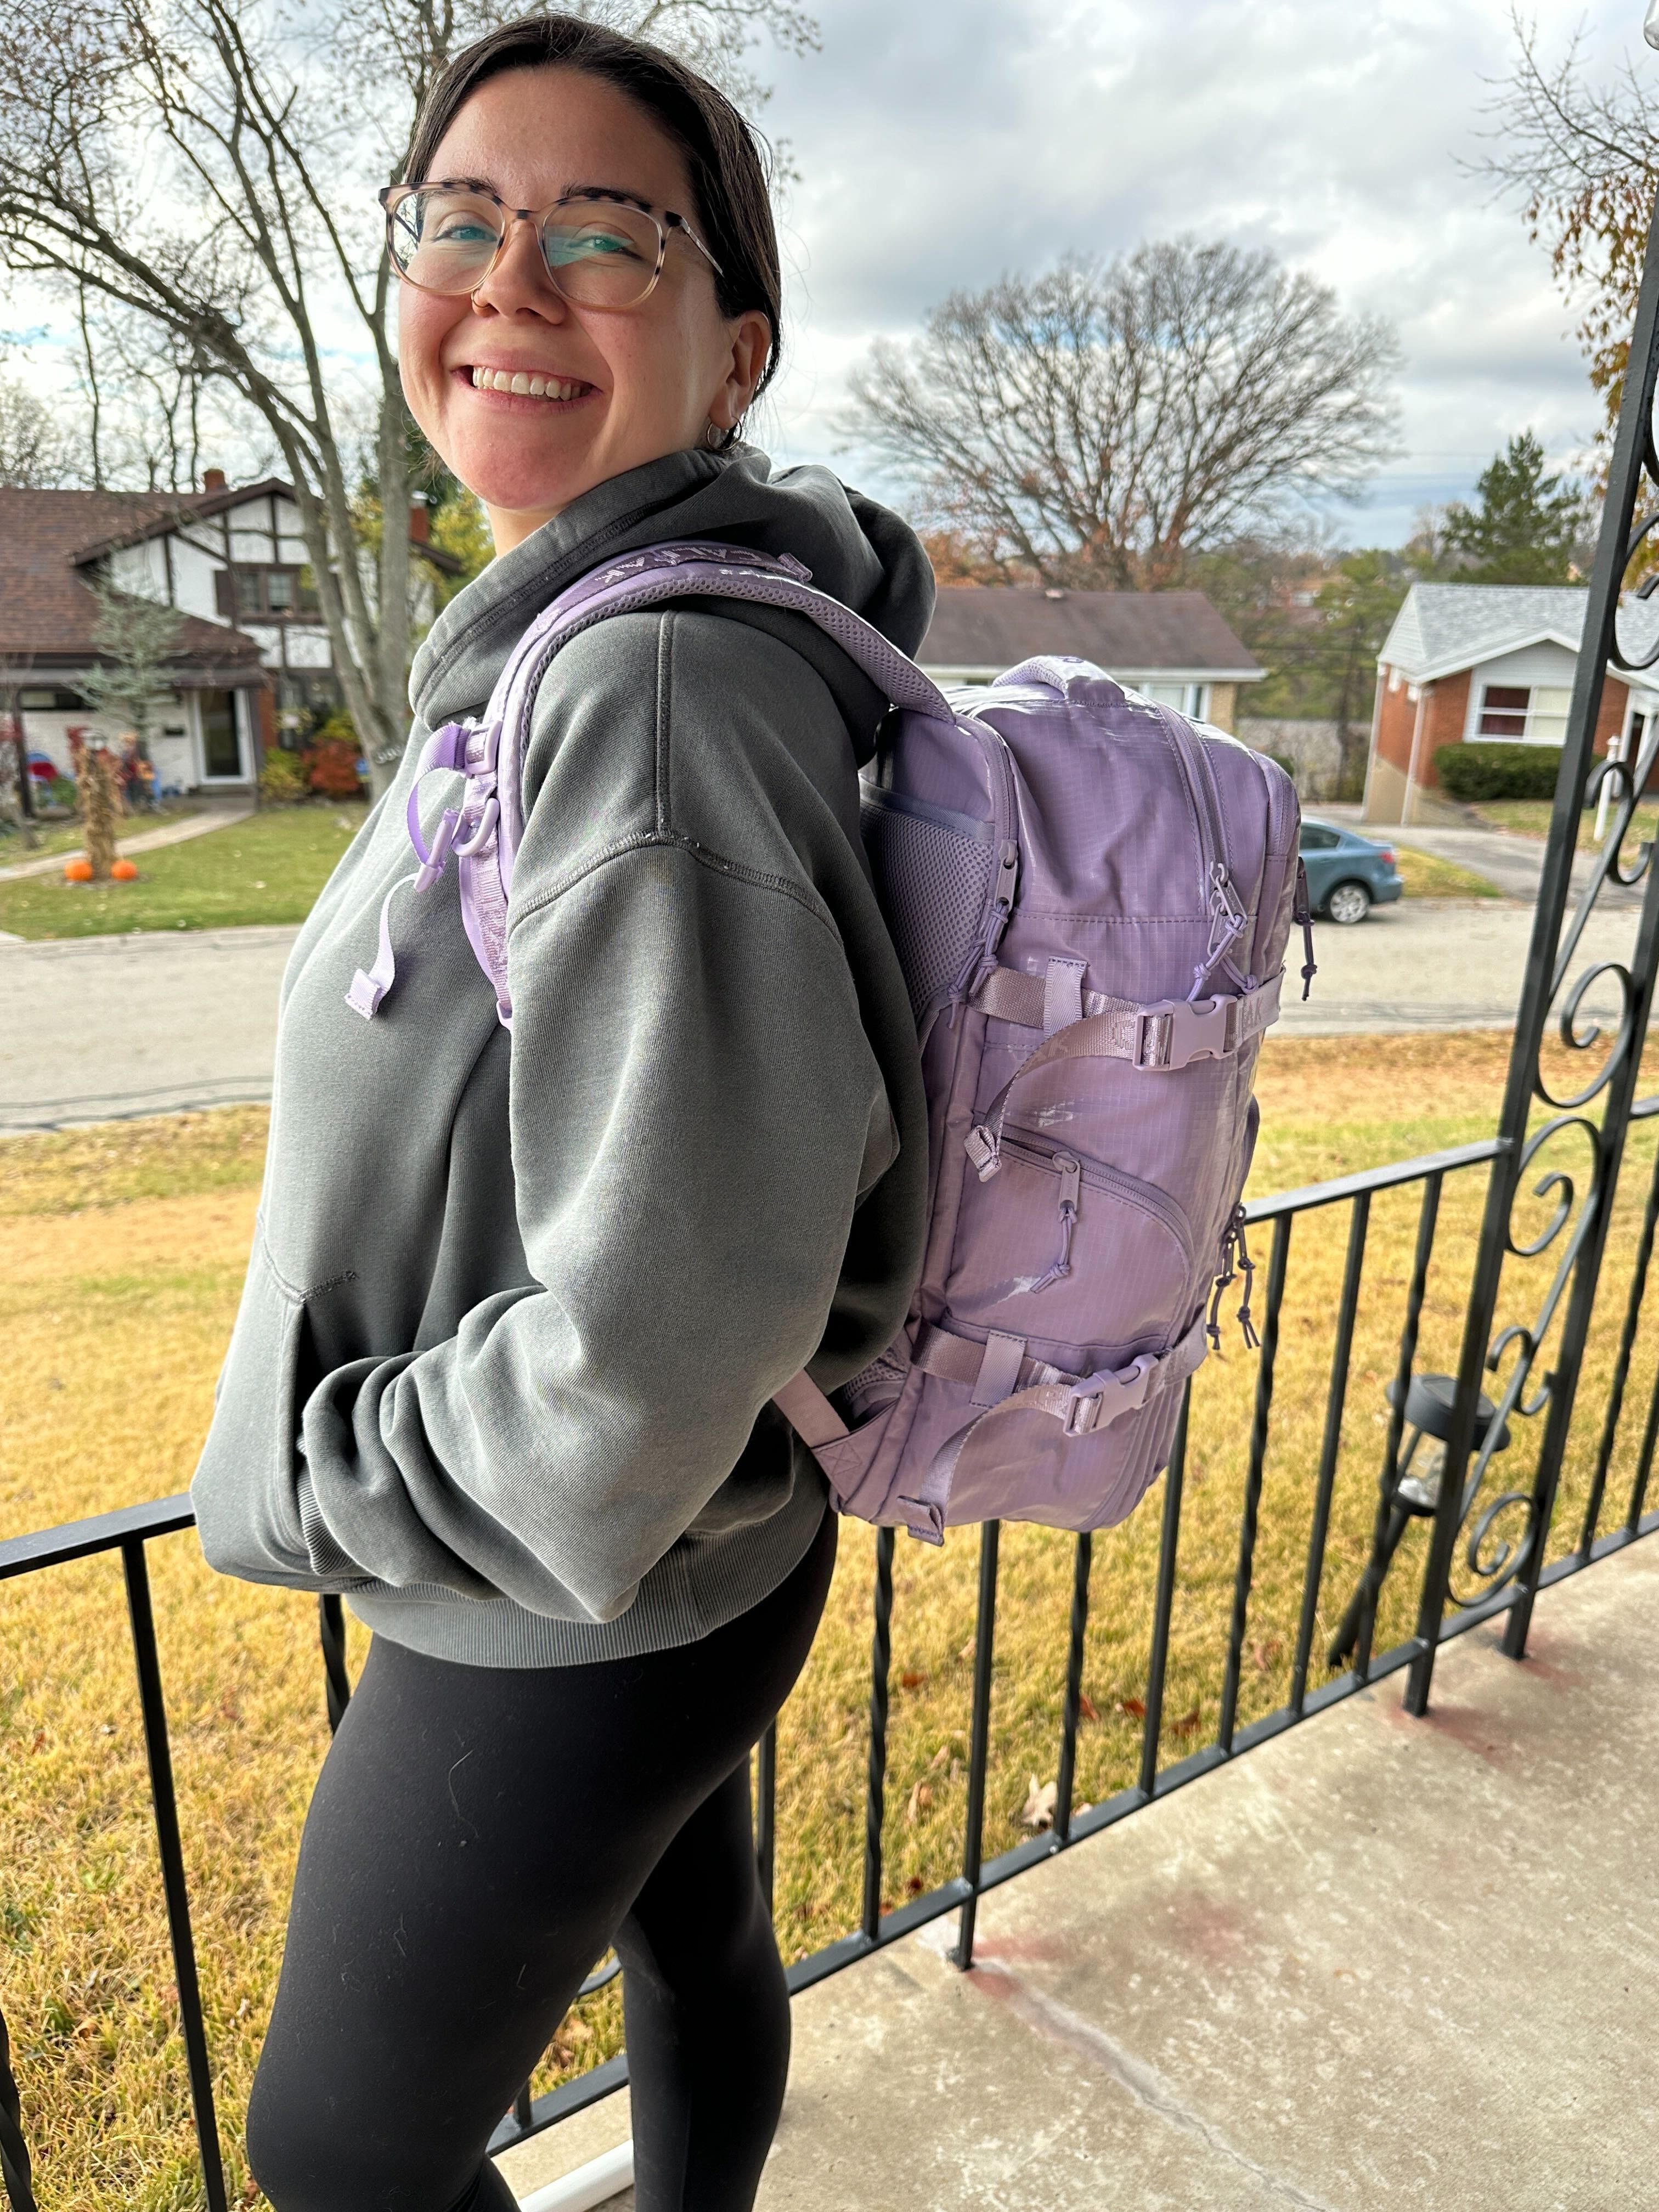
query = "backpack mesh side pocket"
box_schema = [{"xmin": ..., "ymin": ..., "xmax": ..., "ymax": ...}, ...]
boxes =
[{"xmin": 861, "ymin": 791, "xmax": 996, "ymax": 1022}]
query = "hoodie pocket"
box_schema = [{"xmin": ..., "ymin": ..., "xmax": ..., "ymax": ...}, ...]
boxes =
[{"xmin": 191, "ymin": 1228, "xmax": 318, "ymax": 1584}]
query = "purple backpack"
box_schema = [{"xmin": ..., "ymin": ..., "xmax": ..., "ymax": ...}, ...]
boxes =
[{"xmin": 349, "ymin": 542, "xmax": 1310, "ymax": 1542}]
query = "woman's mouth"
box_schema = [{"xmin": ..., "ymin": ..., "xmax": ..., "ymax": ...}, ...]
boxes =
[{"xmin": 466, "ymin": 366, "xmax": 592, "ymax": 403}]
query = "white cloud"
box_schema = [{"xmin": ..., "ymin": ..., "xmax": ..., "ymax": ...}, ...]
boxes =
[{"xmin": 758, "ymin": 0, "xmax": 1645, "ymax": 541}]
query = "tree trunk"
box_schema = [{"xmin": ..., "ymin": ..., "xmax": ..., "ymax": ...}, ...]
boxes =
[{"xmin": 83, "ymin": 750, "xmax": 119, "ymax": 881}]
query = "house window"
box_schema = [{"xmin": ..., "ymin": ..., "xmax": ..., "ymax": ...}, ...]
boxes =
[
  {"xmin": 16, "ymin": 687, "xmax": 87, "ymax": 710},
  {"xmin": 1477, "ymin": 684, "xmax": 1572, "ymax": 743},
  {"xmin": 1140, "ymin": 681, "xmax": 1212, "ymax": 719},
  {"xmin": 226, "ymin": 566, "xmax": 319, "ymax": 618}
]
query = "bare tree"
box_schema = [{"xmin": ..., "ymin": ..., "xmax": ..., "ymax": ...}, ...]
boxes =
[
  {"xmin": 78, "ymin": 577, "xmax": 184, "ymax": 752},
  {"xmin": 1472, "ymin": 12, "xmax": 1659, "ymax": 446},
  {"xmin": 0, "ymin": 0, "xmax": 816, "ymax": 794},
  {"xmin": 841, "ymin": 241, "xmax": 1401, "ymax": 591},
  {"xmin": 0, "ymin": 371, "xmax": 77, "ymax": 485}
]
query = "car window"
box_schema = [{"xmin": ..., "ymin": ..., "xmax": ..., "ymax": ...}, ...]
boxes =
[{"xmin": 1299, "ymin": 824, "xmax": 1341, "ymax": 851}]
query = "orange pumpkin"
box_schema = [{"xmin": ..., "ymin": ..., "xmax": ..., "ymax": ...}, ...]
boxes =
[
  {"xmin": 110, "ymin": 859, "xmax": 139, "ymax": 881},
  {"xmin": 63, "ymin": 856, "xmax": 93, "ymax": 883}
]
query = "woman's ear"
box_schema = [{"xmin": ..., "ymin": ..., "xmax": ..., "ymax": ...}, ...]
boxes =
[{"xmin": 712, "ymin": 311, "xmax": 773, "ymax": 432}]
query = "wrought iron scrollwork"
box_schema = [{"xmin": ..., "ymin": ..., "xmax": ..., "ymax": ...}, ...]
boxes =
[{"xmin": 1406, "ymin": 183, "xmax": 1659, "ymax": 1707}]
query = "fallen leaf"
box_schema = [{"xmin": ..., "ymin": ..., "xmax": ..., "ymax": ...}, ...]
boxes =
[
  {"xmin": 1078, "ymin": 1692, "xmax": 1101, "ymax": 1723},
  {"xmin": 1119, "ymin": 1696, "xmax": 1147, "ymax": 1721},
  {"xmin": 928, "ymin": 1743, "xmax": 951, "ymax": 1770},
  {"xmin": 905, "ymin": 1780, "xmax": 934, "ymax": 1824},
  {"xmin": 1170, "ymin": 1707, "xmax": 1203, "ymax": 1737},
  {"xmin": 906, "ymin": 1875, "xmax": 924, "ymax": 1896},
  {"xmin": 1021, "ymin": 1775, "xmax": 1058, "ymax": 1831},
  {"xmin": 899, "ymin": 1669, "xmax": 928, "ymax": 1690}
]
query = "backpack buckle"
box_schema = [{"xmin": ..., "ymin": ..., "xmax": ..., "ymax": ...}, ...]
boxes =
[
  {"xmin": 1064, "ymin": 1390, "xmax": 1104, "ymax": 1437},
  {"xmin": 1132, "ymin": 997, "xmax": 1234, "ymax": 1070}
]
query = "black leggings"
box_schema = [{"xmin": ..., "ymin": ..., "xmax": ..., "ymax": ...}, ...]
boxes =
[{"xmin": 246, "ymin": 1509, "xmax": 836, "ymax": 2212}]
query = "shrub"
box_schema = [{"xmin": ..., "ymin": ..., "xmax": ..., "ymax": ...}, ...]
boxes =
[
  {"xmin": 1435, "ymin": 742, "xmax": 1564, "ymax": 803},
  {"xmin": 259, "ymin": 748, "xmax": 311, "ymax": 805},
  {"xmin": 43, "ymin": 776, "xmax": 77, "ymax": 811},
  {"xmin": 304, "ymin": 740, "xmax": 364, "ymax": 799}
]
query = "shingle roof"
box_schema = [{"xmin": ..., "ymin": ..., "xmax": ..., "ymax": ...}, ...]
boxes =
[
  {"xmin": 0, "ymin": 488, "xmax": 265, "ymax": 668},
  {"xmin": 918, "ymin": 587, "xmax": 1263, "ymax": 678},
  {"xmin": 1380, "ymin": 582, "xmax": 1659, "ymax": 684}
]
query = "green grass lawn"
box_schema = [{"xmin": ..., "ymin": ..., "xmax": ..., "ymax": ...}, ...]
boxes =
[
  {"xmin": 1391, "ymin": 845, "xmax": 1504, "ymax": 900},
  {"xmin": 4, "ymin": 1030, "xmax": 1657, "ymax": 2205},
  {"xmin": 0, "ymin": 803, "xmax": 202, "ymax": 871},
  {"xmin": 1475, "ymin": 798, "xmax": 1659, "ymax": 851},
  {"xmin": 0, "ymin": 802, "xmax": 369, "ymax": 938}
]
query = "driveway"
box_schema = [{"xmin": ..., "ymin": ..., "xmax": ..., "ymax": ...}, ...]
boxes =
[{"xmin": 1318, "ymin": 803, "xmax": 1644, "ymax": 911}]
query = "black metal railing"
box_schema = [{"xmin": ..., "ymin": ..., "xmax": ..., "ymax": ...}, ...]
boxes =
[{"xmin": 7, "ymin": 1112, "xmax": 1659, "ymax": 2195}]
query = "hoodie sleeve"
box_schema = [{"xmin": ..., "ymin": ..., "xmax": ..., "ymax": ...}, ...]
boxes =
[{"xmin": 218, "ymin": 610, "xmax": 896, "ymax": 1622}]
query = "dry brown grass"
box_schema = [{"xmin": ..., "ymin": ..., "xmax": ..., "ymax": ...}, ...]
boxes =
[{"xmin": 2, "ymin": 1032, "xmax": 1656, "ymax": 2207}]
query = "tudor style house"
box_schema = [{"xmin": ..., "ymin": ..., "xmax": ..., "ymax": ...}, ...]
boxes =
[
  {"xmin": 1364, "ymin": 583, "xmax": 1659, "ymax": 825},
  {"xmin": 0, "ymin": 473, "xmax": 444, "ymax": 795},
  {"xmin": 917, "ymin": 586, "xmax": 1263, "ymax": 731}
]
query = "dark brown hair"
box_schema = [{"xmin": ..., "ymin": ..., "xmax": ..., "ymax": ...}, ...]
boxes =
[{"xmin": 404, "ymin": 13, "xmax": 781, "ymax": 416}]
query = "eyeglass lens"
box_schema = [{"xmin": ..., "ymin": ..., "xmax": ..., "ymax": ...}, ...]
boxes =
[{"xmin": 389, "ymin": 187, "xmax": 662, "ymax": 304}]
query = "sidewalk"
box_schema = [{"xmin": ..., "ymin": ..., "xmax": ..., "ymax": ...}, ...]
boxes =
[{"xmin": 499, "ymin": 1534, "xmax": 1659, "ymax": 2211}]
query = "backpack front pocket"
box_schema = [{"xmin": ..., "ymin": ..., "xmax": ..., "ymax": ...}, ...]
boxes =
[{"xmin": 944, "ymin": 1134, "xmax": 1196, "ymax": 1370}]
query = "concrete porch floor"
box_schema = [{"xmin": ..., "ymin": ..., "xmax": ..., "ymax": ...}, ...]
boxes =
[{"xmin": 498, "ymin": 1531, "xmax": 1659, "ymax": 2211}]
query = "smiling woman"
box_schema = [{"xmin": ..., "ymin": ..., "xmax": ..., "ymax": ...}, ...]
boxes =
[
  {"xmin": 184, "ymin": 13, "xmax": 937, "ymax": 2212},
  {"xmin": 391, "ymin": 45, "xmax": 777, "ymax": 550}
]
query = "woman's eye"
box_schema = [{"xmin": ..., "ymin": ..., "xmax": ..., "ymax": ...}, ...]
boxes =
[
  {"xmin": 435, "ymin": 220, "xmax": 497, "ymax": 245},
  {"xmin": 554, "ymin": 230, "xmax": 643, "ymax": 262}
]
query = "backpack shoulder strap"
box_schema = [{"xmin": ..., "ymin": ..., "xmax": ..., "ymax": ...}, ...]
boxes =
[{"xmin": 485, "ymin": 540, "xmax": 954, "ymax": 882}]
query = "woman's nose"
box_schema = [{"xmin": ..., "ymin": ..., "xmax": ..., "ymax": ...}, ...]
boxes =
[{"xmin": 469, "ymin": 215, "xmax": 568, "ymax": 320}]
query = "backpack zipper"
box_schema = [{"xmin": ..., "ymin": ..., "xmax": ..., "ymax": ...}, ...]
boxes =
[
  {"xmin": 944, "ymin": 713, "xmax": 1021, "ymax": 1020},
  {"xmin": 1156, "ymin": 705, "xmax": 1250, "ymax": 999},
  {"xmin": 998, "ymin": 1136, "xmax": 1196, "ymax": 1268}
]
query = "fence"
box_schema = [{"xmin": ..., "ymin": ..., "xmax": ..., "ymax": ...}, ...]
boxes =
[{"xmin": 12, "ymin": 136, "xmax": 1659, "ymax": 2212}]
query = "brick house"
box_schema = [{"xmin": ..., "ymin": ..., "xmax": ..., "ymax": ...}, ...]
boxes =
[
  {"xmin": 1, "ymin": 473, "xmax": 448, "ymax": 795},
  {"xmin": 918, "ymin": 587, "xmax": 1263, "ymax": 730},
  {"xmin": 1363, "ymin": 583, "xmax": 1659, "ymax": 825}
]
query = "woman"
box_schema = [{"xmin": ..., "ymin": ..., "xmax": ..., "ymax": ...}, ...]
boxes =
[{"xmin": 190, "ymin": 15, "xmax": 931, "ymax": 2210}]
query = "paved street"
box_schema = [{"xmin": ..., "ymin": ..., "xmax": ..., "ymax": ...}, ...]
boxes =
[
  {"xmin": 0, "ymin": 924, "xmax": 298, "ymax": 1132},
  {"xmin": 0, "ymin": 882, "xmax": 1641, "ymax": 1133}
]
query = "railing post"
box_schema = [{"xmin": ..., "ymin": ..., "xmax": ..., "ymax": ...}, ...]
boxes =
[
  {"xmin": 122, "ymin": 1539, "xmax": 229, "ymax": 2212},
  {"xmin": 1404, "ymin": 176, "xmax": 1659, "ymax": 1717},
  {"xmin": 0, "ymin": 1997, "xmax": 37, "ymax": 2212},
  {"xmin": 952, "ymin": 1520, "xmax": 1001, "ymax": 1970},
  {"xmin": 1052, "ymin": 1533, "xmax": 1092, "ymax": 1843},
  {"xmin": 859, "ymin": 1527, "xmax": 896, "ymax": 1943}
]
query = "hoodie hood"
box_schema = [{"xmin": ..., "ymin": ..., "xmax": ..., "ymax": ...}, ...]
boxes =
[{"xmin": 411, "ymin": 444, "xmax": 936, "ymax": 761}]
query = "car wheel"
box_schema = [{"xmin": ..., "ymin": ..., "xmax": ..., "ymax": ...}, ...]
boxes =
[{"xmin": 1325, "ymin": 879, "xmax": 1372, "ymax": 926}]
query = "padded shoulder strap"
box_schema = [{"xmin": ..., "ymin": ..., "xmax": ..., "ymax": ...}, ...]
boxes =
[{"xmin": 484, "ymin": 541, "xmax": 955, "ymax": 889}]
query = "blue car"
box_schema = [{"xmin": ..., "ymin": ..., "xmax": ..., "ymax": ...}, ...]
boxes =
[{"xmin": 1297, "ymin": 818, "xmax": 1404, "ymax": 925}]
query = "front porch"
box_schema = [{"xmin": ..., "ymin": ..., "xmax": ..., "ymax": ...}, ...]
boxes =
[{"xmin": 503, "ymin": 1530, "xmax": 1657, "ymax": 2210}]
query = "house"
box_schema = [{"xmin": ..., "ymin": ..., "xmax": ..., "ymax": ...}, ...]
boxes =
[
  {"xmin": 0, "ymin": 473, "xmax": 445, "ymax": 795},
  {"xmin": 918, "ymin": 587, "xmax": 1263, "ymax": 731},
  {"xmin": 1364, "ymin": 583, "xmax": 1659, "ymax": 825}
]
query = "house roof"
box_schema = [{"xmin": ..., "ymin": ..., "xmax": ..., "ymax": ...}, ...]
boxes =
[
  {"xmin": 66, "ymin": 476, "xmax": 297, "ymax": 563},
  {"xmin": 918, "ymin": 586, "xmax": 1263, "ymax": 679},
  {"xmin": 1380, "ymin": 582, "xmax": 1659, "ymax": 686},
  {"xmin": 0, "ymin": 488, "xmax": 266, "ymax": 669}
]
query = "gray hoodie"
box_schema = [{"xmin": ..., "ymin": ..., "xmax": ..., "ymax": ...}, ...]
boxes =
[{"xmin": 189, "ymin": 446, "xmax": 933, "ymax": 1666}]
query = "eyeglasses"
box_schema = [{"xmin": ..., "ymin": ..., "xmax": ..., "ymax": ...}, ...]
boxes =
[{"xmin": 380, "ymin": 181, "xmax": 723, "ymax": 308}]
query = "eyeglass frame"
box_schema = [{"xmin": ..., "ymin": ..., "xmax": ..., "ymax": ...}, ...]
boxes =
[{"xmin": 379, "ymin": 180, "xmax": 724, "ymax": 307}]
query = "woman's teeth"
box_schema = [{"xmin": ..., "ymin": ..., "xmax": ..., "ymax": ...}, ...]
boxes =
[{"xmin": 470, "ymin": 366, "xmax": 585, "ymax": 400}]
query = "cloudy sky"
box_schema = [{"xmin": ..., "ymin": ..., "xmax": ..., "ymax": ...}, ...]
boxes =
[{"xmin": 754, "ymin": 0, "xmax": 1647, "ymax": 545}]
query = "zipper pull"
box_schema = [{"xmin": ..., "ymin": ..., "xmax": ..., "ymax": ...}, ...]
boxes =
[
  {"xmin": 1028, "ymin": 1153, "xmax": 1080, "ymax": 1294},
  {"xmin": 1232, "ymin": 1206, "xmax": 1260, "ymax": 1350},
  {"xmin": 965, "ymin": 1125, "xmax": 1002, "ymax": 1181},
  {"xmin": 947, "ymin": 840, "xmax": 1020, "ymax": 1025},
  {"xmin": 1294, "ymin": 859, "xmax": 1317, "ymax": 1000}
]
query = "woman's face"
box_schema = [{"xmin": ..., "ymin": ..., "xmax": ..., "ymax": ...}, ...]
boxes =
[{"xmin": 398, "ymin": 66, "xmax": 771, "ymax": 554}]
